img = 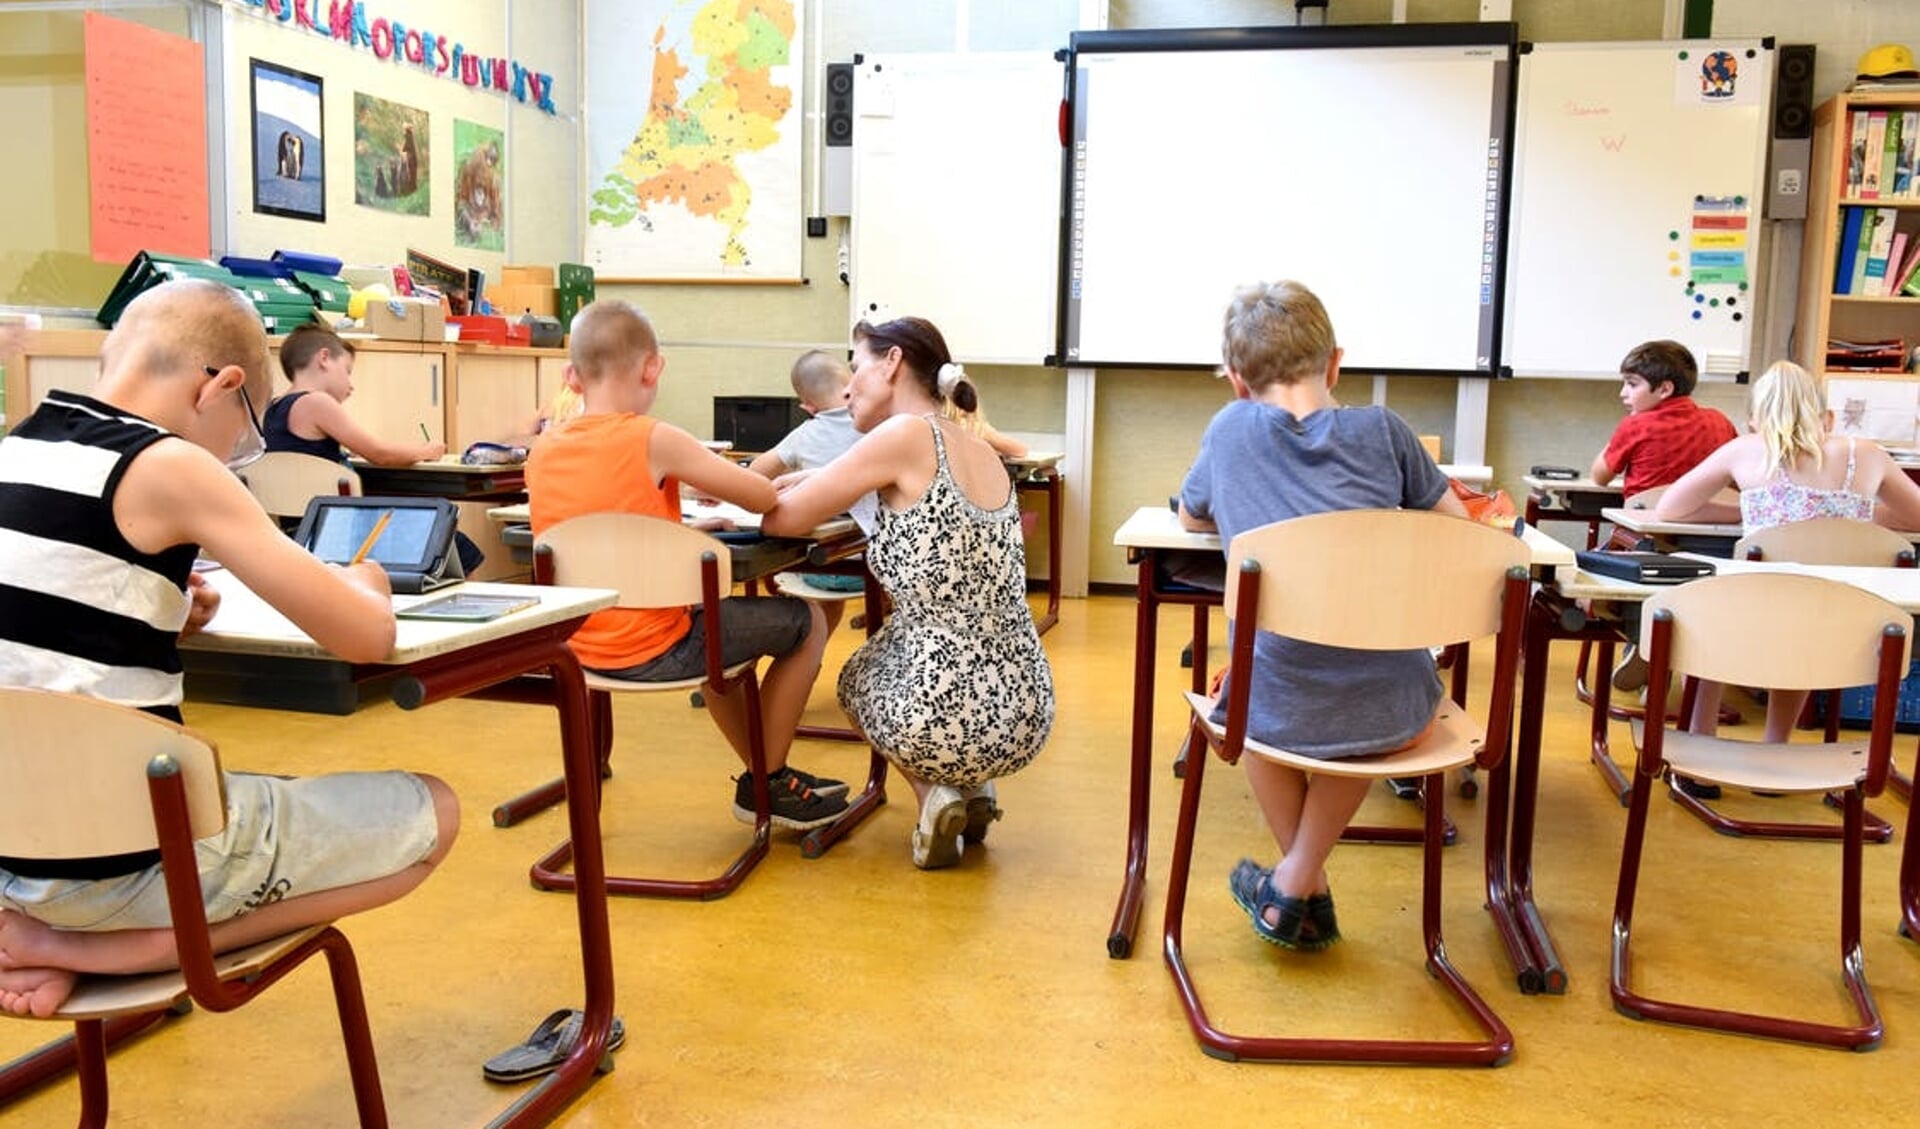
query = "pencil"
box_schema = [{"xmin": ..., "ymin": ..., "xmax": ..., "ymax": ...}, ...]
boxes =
[
  {"xmin": 349, "ymin": 509, "xmax": 393, "ymax": 566},
  {"xmin": 418, "ymin": 422, "xmax": 431, "ymax": 442}
]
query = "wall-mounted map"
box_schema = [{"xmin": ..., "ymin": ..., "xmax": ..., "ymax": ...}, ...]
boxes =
[{"xmin": 584, "ymin": 0, "xmax": 804, "ymax": 281}]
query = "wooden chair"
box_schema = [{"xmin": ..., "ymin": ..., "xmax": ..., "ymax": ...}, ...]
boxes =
[
  {"xmin": 1655, "ymin": 517, "xmax": 1912, "ymax": 842},
  {"xmin": 1163, "ymin": 510, "xmax": 1529, "ymax": 1065},
  {"xmin": 0, "ymin": 688, "xmax": 387, "ymax": 1126},
  {"xmin": 1613, "ymin": 573, "xmax": 1908, "ymax": 1049},
  {"xmin": 237, "ymin": 451, "xmax": 360, "ymax": 523},
  {"xmin": 510, "ymin": 512, "xmax": 774, "ymax": 900}
]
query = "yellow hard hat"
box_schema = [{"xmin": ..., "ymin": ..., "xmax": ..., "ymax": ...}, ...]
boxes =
[{"xmin": 1857, "ymin": 43, "xmax": 1918, "ymax": 80}]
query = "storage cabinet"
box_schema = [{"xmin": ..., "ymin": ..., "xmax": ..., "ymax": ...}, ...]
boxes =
[
  {"xmin": 344, "ymin": 350, "xmax": 446, "ymax": 445},
  {"xmin": 1795, "ymin": 90, "xmax": 1920, "ymax": 380}
]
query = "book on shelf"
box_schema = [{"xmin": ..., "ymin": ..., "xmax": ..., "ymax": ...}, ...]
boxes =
[
  {"xmin": 1863, "ymin": 111, "xmax": 1888, "ymax": 198},
  {"xmin": 1887, "ymin": 232, "xmax": 1910, "ymax": 296},
  {"xmin": 1897, "ymin": 111, "xmax": 1920, "ymax": 196},
  {"xmin": 1882, "ymin": 112, "xmax": 1905, "ymax": 199},
  {"xmin": 1851, "ymin": 206, "xmax": 1883, "ymax": 294},
  {"xmin": 1849, "ymin": 109, "xmax": 1870, "ymax": 195},
  {"xmin": 1836, "ymin": 206, "xmax": 1867, "ymax": 294},
  {"xmin": 1863, "ymin": 207, "xmax": 1900, "ymax": 295}
]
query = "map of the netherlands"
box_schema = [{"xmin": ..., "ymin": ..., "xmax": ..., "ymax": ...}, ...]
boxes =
[{"xmin": 585, "ymin": 0, "xmax": 804, "ymax": 279}]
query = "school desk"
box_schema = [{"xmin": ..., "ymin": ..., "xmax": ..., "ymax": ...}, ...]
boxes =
[
  {"xmin": 1507, "ymin": 557, "xmax": 1920, "ymax": 995},
  {"xmin": 1521, "ymin": 476, "xmax": 1623, "ymax": 550},
  {"xmin": 1103, "ymin": 505, "xmax": 1575, "ymax": 960},
  {"xmin": 352, "ymin": 456, "xmax": 528, "ymax": 501},
  {"xmin": 483, "ymin": 502, "xmax": 863, "ymax": 583},
  {"xmin": 1604, "ymin": 508, "xmax": 1920, "ymax": 557},
  {"xmin": 179, "ymin": 574, "xmax": 620, "ymax": 1128},
  {"xmin": 1004, "ymin": 453, "xmax": 1066, "ymax": 636}
]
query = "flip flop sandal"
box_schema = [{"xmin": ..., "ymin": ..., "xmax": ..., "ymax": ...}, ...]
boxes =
[
  {"xmin": 1226, "ymin": 859, "xmax": 1313, "ymax": 950},
  {"xmin": 483, "ymin": 1008, "xmax": 627, "ymax": 1083}
]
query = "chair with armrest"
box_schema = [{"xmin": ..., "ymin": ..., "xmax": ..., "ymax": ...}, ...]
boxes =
[
  {"xmin": 0, "ymin": 688, "xmax": 388, "ymax": 1126},
  {"xmin": 515, "ymin": 512, "xmax": 773, "ymax": 900},
  {"xmin": 1163, "ymin": 509, "xmax": 1529, "ymax": 1065},
  {"xmin": 1657, "ymin": 516, "xmax": 1917, "ymax": 836},
  {"xmin": 237, "ymin": 451, "xmax": 360, "ymax": 524},
  {"xmin": 1614, "ymin": 572, "xmax": 1908, "ymax": 1048}
]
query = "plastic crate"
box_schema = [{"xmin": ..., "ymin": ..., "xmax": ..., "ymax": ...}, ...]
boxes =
[{"xmin": 1814, "ymin": 654, "xmax": 1920, "ymax": 732}]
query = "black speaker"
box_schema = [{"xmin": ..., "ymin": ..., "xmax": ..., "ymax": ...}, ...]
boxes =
[
  {"xmin": 825, "ymin": 62, "xmax": 854, "ymax": 149},
  {"xmin": 1767, "ymin": 44, "xmax": 1815, "ymax": 219},
  {"xmin": 1774, "ymin": 44, "xmax": 1815, "ymax": 140}
]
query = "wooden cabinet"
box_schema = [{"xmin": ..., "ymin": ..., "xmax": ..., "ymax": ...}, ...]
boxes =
[
  {"xmin": 2, "ymin": 330, "xmax": 100, "ymax": 428},
  {"xmin": 345, "ymin": 350, "xmax": 445, "ymax": 444},
  {"xmin": 1795, "ymin": 91, "xmax": 1920, "ymax": 380},
  {"xmin": 450, "ymin": 353, "xmax": 539, "ymax": 448}
]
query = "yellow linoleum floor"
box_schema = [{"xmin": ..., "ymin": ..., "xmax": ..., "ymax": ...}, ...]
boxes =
[{"xmin": 5, "ymin": 593, "xmax": 1920, "ymax": 1127}]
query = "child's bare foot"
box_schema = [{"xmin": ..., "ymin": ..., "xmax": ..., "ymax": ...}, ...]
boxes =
[{"xmin": 0, "ymin": 966, "xmax": 78, "ymax": 1018}]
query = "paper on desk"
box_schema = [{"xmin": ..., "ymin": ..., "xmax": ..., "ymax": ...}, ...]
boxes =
[{"xmin": 681, "ymin": 498, "xmax": 761, "ymax": 530}]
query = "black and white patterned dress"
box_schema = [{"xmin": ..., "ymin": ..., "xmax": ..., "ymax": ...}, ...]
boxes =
[{"xmin": 837, "ymin": 418, "xmax": 1053, "ymax": 788}]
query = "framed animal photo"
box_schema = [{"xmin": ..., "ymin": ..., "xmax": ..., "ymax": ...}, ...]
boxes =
[
  {"xmin": 453, "ymin": 119, "xmax": 505, "ymax": 251},
  {"xmin": 354, "ymin": 93, "xmax": 429, "ymax": 215},
  {"xmin": 249, "ymin": 59, "xmax": 325, "ymax": 223}
]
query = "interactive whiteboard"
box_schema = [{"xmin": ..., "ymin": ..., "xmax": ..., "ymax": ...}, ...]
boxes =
[
  {"xmin": 1061, "ymin": 24, "xmax": 1517, "ymax": 375},
  {"xmin": 850, "ymin": 52, "xmax": 1064, "ymax": 364},
  {"xmin": 1504, "ymin": 40, "xmax": 1773, "ymax": 379}
]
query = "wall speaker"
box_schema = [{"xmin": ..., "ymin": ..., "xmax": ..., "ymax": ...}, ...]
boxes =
[
  {"xmin": 823, "ymin": 62, "xmax": 855, "ymax": 217},
  {"xmin": 825, "ymin": 63, "xmax": 854, "ymax": 148},
  {"xmin": 1767, "ymin": 44, "xmax": 1815, "ymax": 219}
]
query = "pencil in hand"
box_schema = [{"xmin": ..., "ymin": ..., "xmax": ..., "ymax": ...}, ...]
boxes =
[
  {"xmin": 349, "ymin": 509, "xmax": 393, "ymax": 566},
  {"xmin": 418, "ymin": 422, "xmax": 432, "ymax": 442}
]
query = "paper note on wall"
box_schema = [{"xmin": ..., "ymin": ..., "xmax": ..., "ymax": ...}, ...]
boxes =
[
  {"xmin": 1827, "ymin": 377, "xmax": 1920, "ymax": 446},
  {"xmin": 84, "ymin": 12, "xmax": 209, "ymax": 264}
]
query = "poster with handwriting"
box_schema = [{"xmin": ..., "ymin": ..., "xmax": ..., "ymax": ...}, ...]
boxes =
[{"xmin": 84, "ymin": 12, "xmax": 209, "ymax": 264}]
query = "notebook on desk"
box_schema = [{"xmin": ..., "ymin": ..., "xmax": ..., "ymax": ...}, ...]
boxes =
[{"xmin": 1575, "ymin": 550, "xmax": 1716, "ymax": 585}]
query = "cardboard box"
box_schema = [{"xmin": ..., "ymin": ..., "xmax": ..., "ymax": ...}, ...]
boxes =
[
  {"xmin": 499, "ymin": 264, "xmax": 556, "ymax": 286},
  {"xmin": 485, "ymin": 282, "xmax": 557, "ymax": 317},
  {"xmin": 366, "ymin": 297, "xmax": 447, "ymax": 342}
]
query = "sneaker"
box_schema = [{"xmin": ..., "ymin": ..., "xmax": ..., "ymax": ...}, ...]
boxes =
[
  {"xmin": 960, "ymin": 781, "xmax": 1002, "ymax": 845},
  {"xmin": 911, "ymin": 785, "xmax": 968, "ymax": 869},
  {"xmin": 1671, "ymin": 774, "xmax": 1722, "ymax": 801},
  {"xmin": 778, "ymin": 764, "xmax": 848, "ymax": 798},
  {"xmin": 1612, "ymin": 646, "xmax": 1649, "ymax": 693},
  {"xmin": 732, "ymin": 770, "xmax": 849, "ymax": 831}
]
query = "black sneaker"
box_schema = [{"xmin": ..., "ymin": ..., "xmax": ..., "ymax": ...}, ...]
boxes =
[
  {"xmin": 1385, "ymin": 777, "xmax": 1422, "ymax": 801},
  {"xmin": 733, "ymin": 771, "xmax": 849, "ymax": 831},
  {"xmin": 778, "ymin": 764, "xmax": 848, "ymax": 798},
  {"xmin": 1671, "ymin": 774, "xmax": 1722, "ymax": 801}
]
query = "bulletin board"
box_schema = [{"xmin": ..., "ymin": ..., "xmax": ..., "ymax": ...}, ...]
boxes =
[
  {"xmin": 1503, "ymin": 40, "xmax": 1775, "ymax": 379},
  {"xmin": 849, "ymin": 52, "xmax": 1063, "ymax": 365}
]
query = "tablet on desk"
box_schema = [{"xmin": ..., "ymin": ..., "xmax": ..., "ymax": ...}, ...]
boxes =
[
  {"xmin": 295, "ymin": 496, "xmax": 464, "ymax": 594},
  {"xmin": 396, "ymin": 592, "xmax": 540, "ymax": 622}
]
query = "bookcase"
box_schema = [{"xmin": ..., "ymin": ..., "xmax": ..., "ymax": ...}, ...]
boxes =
[{"xmin": 1795, "ymin": 90, "xmax": 1920, "ymax": 381}]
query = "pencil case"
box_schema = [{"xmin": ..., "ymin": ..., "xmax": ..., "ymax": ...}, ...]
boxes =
[{"xmin": 461, "ymin": 442, "xmax": 528, "ymax": 466}]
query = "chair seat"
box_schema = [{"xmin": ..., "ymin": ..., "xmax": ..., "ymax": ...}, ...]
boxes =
[
  {"xmin": 771, "ymin": 572, "xmax": 864, "ymax": 602},
  {"xmin": 582, "ymin": 659, "xmax": 755, "ymax": 695},
  {"xmin": 1628, "ymin": 721, "xmax": 1871, "ymax": 794},
  {"xmin": 1184, "ymin": 692, "xmax": 1481, "ymax": 779},
  {"xmin": 53, "ymin": 925, "xmax": 330, "ymax": 1021}
]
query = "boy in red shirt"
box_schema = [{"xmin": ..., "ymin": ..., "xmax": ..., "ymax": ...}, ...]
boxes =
[{"xmin": 1590, "ymin": 340, "xmax": 1736, "ymax": 497}]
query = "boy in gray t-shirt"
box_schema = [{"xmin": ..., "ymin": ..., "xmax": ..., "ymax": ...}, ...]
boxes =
[
  {"xmin": 752, "ymin": 350, "xmax": 871, "ymax": 625},
  {"xmin": 1177, "ymin": 279, "xmax": 1465, "ymax": 951}
]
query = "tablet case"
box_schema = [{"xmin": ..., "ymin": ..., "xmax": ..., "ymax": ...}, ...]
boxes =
[
  {"xmin": 294, "ymin": 496, "xmax": 465, "ymax": 594},
  {"xmin": 1575, "ymin": 550, "xmax": 1716, "ymax": 585}
]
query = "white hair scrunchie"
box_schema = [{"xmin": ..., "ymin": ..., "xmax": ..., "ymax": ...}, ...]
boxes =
[{"xmin": 936, "ymin": 362, "xmax": 967, "ymax": 398}]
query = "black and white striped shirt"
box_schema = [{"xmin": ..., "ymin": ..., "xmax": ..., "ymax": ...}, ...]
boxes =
[{"xmin": 0, "ymin": 391, "xmax": 196, "ymax": 714}]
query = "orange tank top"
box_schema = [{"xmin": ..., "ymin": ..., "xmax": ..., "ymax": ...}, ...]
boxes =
[{"xmin": 525, "ymin": 412, "xmax": 690, "ymax": 669}]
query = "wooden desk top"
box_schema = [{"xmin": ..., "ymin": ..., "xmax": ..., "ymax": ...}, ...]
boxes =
[
  {"xmin": 1522, "ymin": 475, "xmax": 1621, "ymax": 495},
  {"xmin": 180, "ymin": 573, "xmax": 615, "ymax": 662},
  {"xmin": 483, "ymin": 501, "xmax": 856, "ymax": 543},
  {"xmin": 1113, "ymin": 505, "xmax": 1577, "ymax": 569},
  {"xmin": 353, "ymin": 456, "xmax": 524, "ymax": 476}
]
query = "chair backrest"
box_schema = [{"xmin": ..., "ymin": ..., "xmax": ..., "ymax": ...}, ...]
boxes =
[
  {"xmin": 1734, "ymin": 517, "xmax": 1915, "ymax": 566},
  {"xmin": 1642, "ymin": 572, "xmax": 1911, "ymax": 691},
  {"xmin": 535, "ymin": 511, "xmax": 730, "ymax": 610},
  {"xmin": 1223, "ymin": 509, "xmax": 1530, "ymax": 650},
  {"xmin": 239, "ymin": 451, "xmax": 361, "ymax": 519},
  {"xmin": 0, "ymin": 688, "xmax": 225, "ymax": 861}
]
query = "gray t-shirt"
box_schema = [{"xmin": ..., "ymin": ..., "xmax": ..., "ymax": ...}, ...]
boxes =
[
  {"xmin": 771, "ymin": 407, "xmax": 859, "ymax": 471},
  {"xmin": 1180, "ymin": 399, "xmax": 1451, "ymax": 758}
]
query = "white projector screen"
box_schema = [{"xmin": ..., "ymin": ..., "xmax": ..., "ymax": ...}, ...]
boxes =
[{"xmin": 1061, "ymin": 25, "xmax": 1516, "ymax": 375}]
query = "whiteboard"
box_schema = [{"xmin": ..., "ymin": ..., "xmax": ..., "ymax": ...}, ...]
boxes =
[
  {"xmin": 1504, "ymin": 40, "xmax": 1774, "ymax": 379},
  {"xmin": 850, "ymin": 53, "xmax": 1064, "ymax": 365},
  {"xmin": 1062, "ymin": 25, "xmax": 1515, "ymax": 375}
]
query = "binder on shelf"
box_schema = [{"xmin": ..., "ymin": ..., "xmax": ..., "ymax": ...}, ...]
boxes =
[
  {"xmin": 1851, "ymin": 206, "xmax": 1883, "ymax": 295},
  {"xmin": 1835, "ymin": 206, "xmax": 1866, "ymax": 294},
  {"xmin": 1864, "ymin": 207, "xmax": 1899, "ymax": 296}
]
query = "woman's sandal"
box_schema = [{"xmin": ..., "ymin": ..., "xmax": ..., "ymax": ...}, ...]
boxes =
[{"xmin": 1228, "ymin": 859, "xmax": 1320, "ymax": 950}]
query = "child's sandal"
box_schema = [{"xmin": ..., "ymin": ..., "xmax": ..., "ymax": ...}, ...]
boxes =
[{"xmin": 1227, "ymin": 859, "xmax": 1313, "ymax": 950}]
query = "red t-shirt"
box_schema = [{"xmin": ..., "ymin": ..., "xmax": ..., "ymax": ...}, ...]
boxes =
[{"xmin": 1601, "ymin": 396, "xmax": 1736, "ymax": 498}]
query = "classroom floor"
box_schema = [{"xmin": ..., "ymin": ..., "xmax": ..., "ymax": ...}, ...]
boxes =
[{"xmin": 5, "ymin": 592, "xmax": 1920, "ymax": 1127}]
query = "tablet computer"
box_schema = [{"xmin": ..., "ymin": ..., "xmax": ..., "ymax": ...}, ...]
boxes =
[
  {"xmin": 294, "ymin": 496, "xmax": 463, "ymax": 593},
  {"xmin": 396, "ymin": 592, "xmax": 539, "ymax": 622}
]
